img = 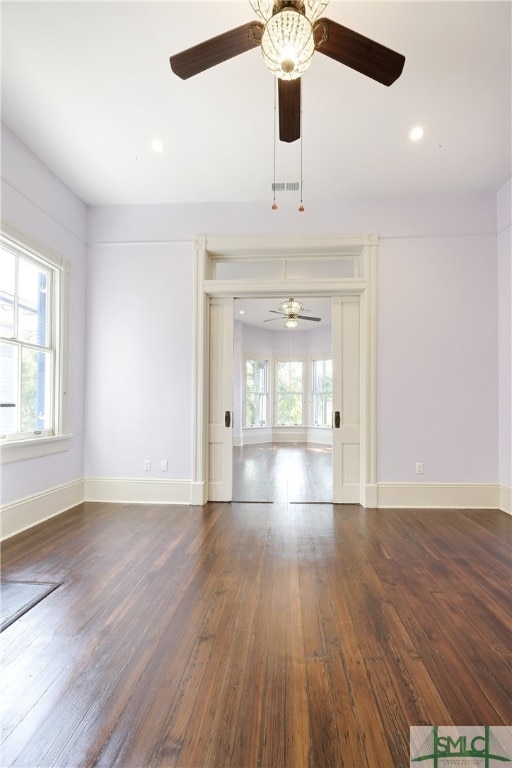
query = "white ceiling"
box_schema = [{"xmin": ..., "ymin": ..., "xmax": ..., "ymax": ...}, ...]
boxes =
[{"xmin": 1, "ymin": 1, "xmax": 510, "ymax": 207}]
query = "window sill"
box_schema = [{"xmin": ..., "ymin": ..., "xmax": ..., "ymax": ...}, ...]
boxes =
[{"xmin": 0, "ymin": 434, "xmax": 72, "ymax": 464}]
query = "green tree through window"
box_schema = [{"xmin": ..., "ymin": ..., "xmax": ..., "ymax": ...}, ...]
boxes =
[{"xmin": 277, "ymin": 361, "xmax": 303, "ymax": 425}]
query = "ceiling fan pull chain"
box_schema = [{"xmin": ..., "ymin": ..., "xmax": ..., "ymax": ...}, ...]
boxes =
[
  {"xmin": 272, "ymin": 77, "xmax": 278, "ymax": 210},
  {"xmin": 298, "ymin": 89, "xmax": 305, "ymax": 212}
]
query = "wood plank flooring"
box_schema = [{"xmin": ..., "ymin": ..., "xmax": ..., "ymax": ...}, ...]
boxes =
[
  {"xmin": 1, "ymin": 501, "xmax": 511, "ymax": 767},
  {"xmin": 233, "ymin": 443, "xmax": 332, "ymax": 503}
]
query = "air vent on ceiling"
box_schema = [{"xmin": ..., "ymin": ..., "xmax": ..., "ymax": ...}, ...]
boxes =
[{"xmin": 271, "ymin": 181, "xmax": 300, "ymax": 192}]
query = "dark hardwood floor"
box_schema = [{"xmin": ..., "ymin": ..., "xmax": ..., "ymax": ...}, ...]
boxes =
[
  {"xmin": 1, "ymin": 500, "xmax": 511, "ymax": 767},
  {"xmin": 233, "ymin": 443, "xmax": 332, "ymax": 503}
]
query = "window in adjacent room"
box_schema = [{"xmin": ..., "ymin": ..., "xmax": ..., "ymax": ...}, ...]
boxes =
[
  {"xmin": 276, "ymin": 360, "xmax": 303, "ymax": 426},
  {"xmin": 0, "ymin": 231, "xmax": 69, "ymax": 460},
  {"xmin": 312, "ymin": 358, "xmax": 333, "ymax": 427},
  {"xmin": 245, "ymin": 358, "xmax": 268, "ymax": 427}
]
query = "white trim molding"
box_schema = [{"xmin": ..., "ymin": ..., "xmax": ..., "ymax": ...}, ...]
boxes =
[
  {"xmin": 0, "ymin": 479, "xmax": 84, "ymax": 540},
  {"xmin": 0, "ymin": 434, "xmax": 72, "ymax": 464},
  {"xmin": 377, "ymin": 483, "xmax": 501, "ymax": 510},
  {"xmin": 500, "ymin": 485, "xmax": 512, "ymax": 515},
  {"xmin": 84, "ymin": 478, "xmax": 198, "ymax": 506}
]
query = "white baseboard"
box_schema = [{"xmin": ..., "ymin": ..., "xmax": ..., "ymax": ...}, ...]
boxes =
[
  {"xmin": 361, "ymin": 484, "xmax": 378, "ymax": 508},
  {"xmin": 240, "ymin": 428, "xmax": 273, "ymax": 446},
  {"xmin": 377, "ymin": 483, "xmax": 500, "ymax": 509},
  {"xmin": 190, "ymin": 481, "xmax": 207, "ymax": 506},
  {"xmin": 84, "ymin": 477, "xmax": 196, "ymax": 505},
  {"xmin": 500, "ymin": 485, "xmax": 511, "ymax": 515},
  {"xmin": 2, "ymin": 479, "xmax": 507, "ymax": 542},
  {"xmin": 237, "ymin": 427, "xmax": 332, "ymax": 447},
  {"xmin": 0, "ymin": 479, "xmax": 84, "ymax": 540}
]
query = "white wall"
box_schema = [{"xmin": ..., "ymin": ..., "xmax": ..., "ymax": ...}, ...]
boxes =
[
  {"xmin": 84, "ymin": 242, "xmax": 194, "ymax": 481},
  {"xmin": 497, "ymin": 179, "xmax": 511, "ymax": 502},
  {"xmin": 87, "ymin": 194, "xmax": 496, "ymax": 243},
  {"xmin": 378, "ymin": 234, "xmax": 499, "ymax": 483},
  {"xmin": 0, "ymin": 124, "xmax": 87, "ymax": 508}
]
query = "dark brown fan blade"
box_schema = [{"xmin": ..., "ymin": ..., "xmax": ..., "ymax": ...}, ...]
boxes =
[
  {"xmin": 297, "ymin": 315, "xmax": 321, "ymax": 321},
  {"xmin": 278, "ymin": 78, "xmax": 301, "ymax": 143},
  {"xmin": 170, "ymin": 21, "xmax": 264, "ymax": 79},
  {"xmin": 269, "ymin": 310, "xmax": 287, "ymax": 315},
  {"xmin": 314, "ymin": 18, "xmax": 405, "ymax": 86}
]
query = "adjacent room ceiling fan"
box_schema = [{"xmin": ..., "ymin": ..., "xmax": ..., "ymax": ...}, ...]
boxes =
[
  {"xmin": 263, "ymin": 298, "xmax": 321, "ymax": 328},
  {"xmin": 169, "ymin": 0, "xmax": 405, "ymax": 143}
]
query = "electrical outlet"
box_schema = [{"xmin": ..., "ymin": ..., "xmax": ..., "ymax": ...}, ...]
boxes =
[
  {"xmin": 415, "ymin": 462, "xmax": 424, "ymax": 474},
  {"xmin": 160, "ymin": 460, "xmax": 168, "ymax": 472},
  {"xmin": 144, "ymin": 459, "xmax": 151, "ymax": 471}
]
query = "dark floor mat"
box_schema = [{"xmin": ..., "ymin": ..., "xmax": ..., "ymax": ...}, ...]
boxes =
[{"xmin": 0, "ymin": 581, "xmax": 60, "ymax": 631}]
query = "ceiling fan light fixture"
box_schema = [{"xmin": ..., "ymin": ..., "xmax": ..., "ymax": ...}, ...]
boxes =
[
  {"xmin": 261, "ymin": 9, "xmax": 314, "ymax": 80},
  {"xmin": 285, "ymin": 317, "xmax": 298, "ymax": 328},
  {"xmin": 280, "ymin": 298, "xmax": 303, "ymax": 315}
]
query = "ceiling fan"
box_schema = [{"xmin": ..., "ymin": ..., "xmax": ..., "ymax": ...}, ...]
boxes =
[
  {"xmin": 263, "ymin": 298, "xmax": 321, "ymax": 328},
  {"xmin": 169, "ymin": 0, "xmax": 405, "ymax": 143}
]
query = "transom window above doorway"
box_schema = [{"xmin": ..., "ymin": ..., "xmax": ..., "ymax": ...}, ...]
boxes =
[{"xmin": 215, "ymin": 255, "xmax": 359, "ymax": 281}]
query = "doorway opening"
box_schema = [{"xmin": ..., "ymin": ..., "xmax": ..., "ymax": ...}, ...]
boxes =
[{"xmin": 232, "ymin": 296, "xmax": 333, "ymax": 503}]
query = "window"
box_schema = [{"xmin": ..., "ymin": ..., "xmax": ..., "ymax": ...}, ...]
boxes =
[
  {"xmin": 0, "ymin": 231, "xmax": 68, "ymax": 460},
  {"xmin": 277, "ymin": 360, "xmax": 303, "ymax": 426},
  {"xmin": 245, "ymin": 359, "xmax": 268, "ymax": 427},
  {"xmin": 313, "ymin": 359, "xmax": 332, "ymax": 427}
]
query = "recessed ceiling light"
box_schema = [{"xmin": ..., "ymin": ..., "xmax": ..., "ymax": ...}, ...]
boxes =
[
  {"xmin": 239, "ymin": 310, "xmax": 245, "ymax": 315},
  {"xmin": 151, "ymin": 139, "xmax": 165, "ymax": 153},
  {"xmin": 409, "ymin": 126, "xmax": 424, "ymax": 142}
]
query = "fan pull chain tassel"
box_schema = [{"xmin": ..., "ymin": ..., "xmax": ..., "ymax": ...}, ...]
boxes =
[
  {"xmin": 272, "ymin": 77, "xmax": 278, "ymax": 211},
  {"xmin": 298, "ymin": 94, "xmax": 304, "ymax": 212}
]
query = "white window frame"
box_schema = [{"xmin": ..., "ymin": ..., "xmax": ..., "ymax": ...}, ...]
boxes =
[
  {"xmin": 243, "ymin": 357, "xmax": 269, "ymax": 428},
  {"xmin": 0, "ymin": 228, "xmax": 71, "ymax": 464}
]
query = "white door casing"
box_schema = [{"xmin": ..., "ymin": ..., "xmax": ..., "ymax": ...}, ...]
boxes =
[{"xmin": 192, "ymin": 235, "xmax": 377, "ymax": 506}]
